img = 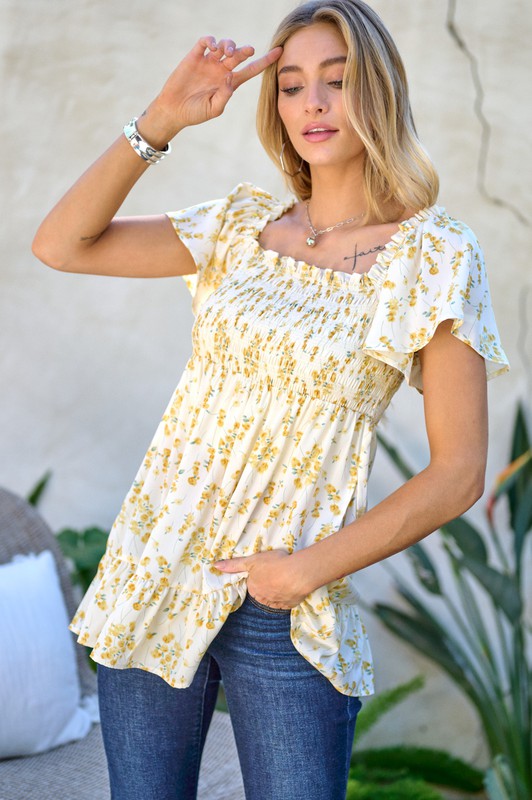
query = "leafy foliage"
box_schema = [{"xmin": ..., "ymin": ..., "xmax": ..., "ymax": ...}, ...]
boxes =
[
  {"xmin": 355, "ymin": 674, "xmax": 424, "ymax": 739},
  {"xmin": 26, "ymin": 472, "xmax": 109, "ymax": 594},
  {"xmin": 351, "ymin": 674, "xmax": 482, "ymax": 795},
  {"xmin": 56, "ymin": 526, "xmax": 109, "ymax": 593},
  {"xmin": 351, "ymin": 747, "xmax": 484, "ymax": 792},
  {"xmin": 375, "ymin": 404, "xmax": 532, "ymax": 800},
  {"xmin": 346, "ymin": 771, "xmax": 443, "ymax": 800}
]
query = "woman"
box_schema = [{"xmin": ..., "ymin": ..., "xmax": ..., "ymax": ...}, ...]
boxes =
[{"xmin": 32, "ymin": 1, "xmax": 509, "ymax": 798}]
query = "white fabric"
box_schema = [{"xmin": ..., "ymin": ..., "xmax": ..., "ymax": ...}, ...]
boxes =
[
  {"xmin": 0, "ymin": 551, "xmax": 94, "ymax": 757},
  {"xmin": 69, "ymin": 183, "xmax": 509, "ymax": 698}
]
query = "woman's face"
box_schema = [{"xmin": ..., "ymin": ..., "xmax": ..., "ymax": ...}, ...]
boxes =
[{"xmin": 277, "ymin": 22, "xmax": 365, "ymax": 172}]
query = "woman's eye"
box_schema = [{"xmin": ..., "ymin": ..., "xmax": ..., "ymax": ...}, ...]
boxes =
[
  {"xmin": 280, "ymin": 86, "xmax": 302, "ymax": 95},
  {"xmin": 329, "ymin": 80, "xmax": 343, "ymax": 88}
]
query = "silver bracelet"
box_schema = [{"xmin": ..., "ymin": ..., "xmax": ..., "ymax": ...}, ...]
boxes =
[{"xmin": 123, "ymin": 117, "xmax": 171, "ymax": 165}]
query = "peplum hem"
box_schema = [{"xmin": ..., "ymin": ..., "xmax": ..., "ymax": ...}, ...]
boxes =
[
  {"xmin": 70, "ymin": 553, "xmax": 374, "ymax": 696},
  {"xmin": 69, "ymin": 575, "xmax": 247, "ymax": 689}
]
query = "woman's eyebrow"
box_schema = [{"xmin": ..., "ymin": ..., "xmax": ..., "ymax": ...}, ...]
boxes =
[{"xmin": 278, "ymin": 55, "xmax": 347, "ymax": 75}]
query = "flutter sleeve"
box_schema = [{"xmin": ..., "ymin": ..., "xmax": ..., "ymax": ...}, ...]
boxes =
[
  {"xmin": 362, "ymin": 210, "xmax": 510, "ymax": 392},
  {"xmin": 166, "ymin": 182, "xmax": 260, "ymax": 316}
]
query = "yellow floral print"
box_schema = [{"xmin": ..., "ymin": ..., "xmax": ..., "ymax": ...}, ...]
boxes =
[{"xmin": 69, "ymin": 183, "xmax": 509, "ymax": 698}]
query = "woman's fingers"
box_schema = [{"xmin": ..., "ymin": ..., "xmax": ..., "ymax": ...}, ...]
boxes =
[
  {"xmin": 179, "ymin": 37, "xmax": 282, "ymax": 123},
  {"xmin": 195, "ymin": 36, "xmax": 218, "ymax": 55},
  {"xmin": 221, "ymin": 45, "xmax": 256, "ymax": 70},
  {"xmin": 195, "ymin": 37, "xmax": 239, "ymax": 61},
  {"xmin": 232, "ymin": 46, "xmax": 283, "ymax": 88},
  {"xmin": 193, "ymin": 37, "xmax": 281, "ymax": 85},
  {"xmin": 210, "ymin": 38, "xmax": 238, "ymax": 59}
]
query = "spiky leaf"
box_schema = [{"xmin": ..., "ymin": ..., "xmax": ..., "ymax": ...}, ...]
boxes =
[
  {"xmin": 440, "ymin": 516, "xmax": 488, "ymax": 563},
  {"xmin": 484, "ymin": 754, "xmax": 519, "ymax": 800},
  {"xmin": 508, "ymin": 405, "xmax": 532, "ymax": 536},
  {"xmin": 459, "ymin": 555, "xmax": 522, "ymax": 623},
  {"xmin": 406, "ymin": 543, "xmax": 442, "ymax": 594},
  {"xmin": 374, "ymin": 604, "xmax": 469, "ymax": 690},
  {"xmin": 26, "ymin": 471, "xmax": 52, "ymax": 506},
  {"xmin": 355, "ymin": 675, "xmax": 424, "ymax": 740},
  {"xmin": 376, "ymin": 432, "xmax": 415, "ymax": 481}
]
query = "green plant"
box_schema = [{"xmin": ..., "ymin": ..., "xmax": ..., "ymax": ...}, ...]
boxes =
[
  {"xmin": 56, "ymin": 526, "xmax": 109, "ymax": 593},
  {"xmin": 26, "ymin": 472, "xmax": 110, "ymax": 593},
  {"xmin": 26, "ymin": 470, "xmax": 52, "ymax": 506},
  {"xmin": 348, "ymin": 674, "xmax": 484, "ymax": 798},
  {"xmin": 346, "ymin": 772, "xmax": 444, "ymax": 800},
  {"xmin": 351, "ymin": 748, "xmax": 484, "ymax": 793},
  {"xmin": 354, "ymin": 673, "xmax": 425, "ymax": 740},
  {"xmin": 374, "ymin": 404, "xmax": 531, "ymax": 800}
]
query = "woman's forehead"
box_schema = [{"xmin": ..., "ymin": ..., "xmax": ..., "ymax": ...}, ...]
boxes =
[{"xmin": 278, "ymin": 22, "xmax": 348, "ymax": 70}]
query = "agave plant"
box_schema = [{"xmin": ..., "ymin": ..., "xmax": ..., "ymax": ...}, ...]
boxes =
[{"xmin": 373, "ymin": 404, "xmax": 531, "ymax": 800}]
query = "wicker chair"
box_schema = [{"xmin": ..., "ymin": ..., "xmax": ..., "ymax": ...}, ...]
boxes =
[{"xmin": 0, "ymin": 487, "xmax": 245, "ymax": 800}]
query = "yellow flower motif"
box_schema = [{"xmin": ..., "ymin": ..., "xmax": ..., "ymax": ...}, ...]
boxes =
[
  {"xmin": 386, "ymin": 298, "xmax": 399, "ymax": 322},
  {"xmin": 187, "ymin": 461, "xmax": 201, "ymax": 485},
  {"xmin": 249, "ymin": 429, "xmax": 279, "ymax": 473},
  {"xmin": 424, "ymin": 232, "xmax": 445, "ymax": 253},
  {"xmin": 291, "ymin": 443, "xmax": 323, "ymax": 489},
  {"xmin": 68, "ymin": 184, "xmax": 507, "ymax": 701}
]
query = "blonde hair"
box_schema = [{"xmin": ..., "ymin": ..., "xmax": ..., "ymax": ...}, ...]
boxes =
[{"xmin": 256, "ymin": 0, "xmax": 439, "ymax": 221}]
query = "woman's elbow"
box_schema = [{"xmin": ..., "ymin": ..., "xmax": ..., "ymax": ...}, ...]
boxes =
[
  {"xmin": 466, "ymin": 472, "xmax": 485, "ymax": 507},
  {"xmin": 31, "ymin": 231, "xmax": 67, "ymax": 271},
  {"xmin": 431, "ymin": 456, "xmax": 486, "ymax": 517},
  {"xmin": 457, "ymin": 461, "xmax": 486, "ymax": 513}
]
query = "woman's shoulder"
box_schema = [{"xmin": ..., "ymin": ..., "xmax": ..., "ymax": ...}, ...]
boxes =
[
  {"xmin": 224, "ymin": 182, "xmax": 290, "ymax": 219},
  {"xmin": 381, "ymin": 204, "xmax": 487, "ymax": 290},
  {"xmin": 166, "ymin": 182, "xmax": 292, "ymax": 243},
  {"xmin": 417, "ymin": 205, "xmax": 482, "ymax": 253}
]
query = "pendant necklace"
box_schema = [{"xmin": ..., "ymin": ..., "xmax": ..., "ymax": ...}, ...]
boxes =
[{"xmin": 305, "ymin": 201, "xmax": 364, "ymax": 248}]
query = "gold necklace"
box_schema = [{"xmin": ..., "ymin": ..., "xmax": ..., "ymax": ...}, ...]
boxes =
[{"xmin": 305, "ymin": 202, "xmax": 364, "ymax": 247}]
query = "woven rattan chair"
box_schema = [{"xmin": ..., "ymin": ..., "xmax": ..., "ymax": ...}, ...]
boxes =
[{"xmin": 0, "ymin": 486, "xmax": 245, "ymax": 800}]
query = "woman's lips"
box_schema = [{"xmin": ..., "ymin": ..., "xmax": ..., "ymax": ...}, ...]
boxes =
[{"xmin": 302, "ymin": 128, "xmax": 338, "ymax": 142}]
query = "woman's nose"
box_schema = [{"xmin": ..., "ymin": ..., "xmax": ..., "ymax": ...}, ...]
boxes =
[{"xmin": 305, "ymin": 84, "xmax": 329, "ymax": 115}]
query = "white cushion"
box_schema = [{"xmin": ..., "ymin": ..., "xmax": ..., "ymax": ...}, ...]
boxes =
[{"xmin": 0, "ymin": 550, "xmax": 94, "ymax": 757}]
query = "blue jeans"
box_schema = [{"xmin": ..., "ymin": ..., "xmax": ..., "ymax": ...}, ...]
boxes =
[{"xmin": 97, "ymin": 593, "xmax": 362, "ymax": 800}]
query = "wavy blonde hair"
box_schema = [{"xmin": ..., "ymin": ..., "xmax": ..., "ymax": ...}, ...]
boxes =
[{"xmin": 256, "ymin": 0, "xmax": 439, "ymax": 221}]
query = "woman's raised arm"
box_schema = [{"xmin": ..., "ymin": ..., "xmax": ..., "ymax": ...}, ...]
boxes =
[{"xmin": 31, "ymin": 37, "xmax": 282, "ymax": 278}]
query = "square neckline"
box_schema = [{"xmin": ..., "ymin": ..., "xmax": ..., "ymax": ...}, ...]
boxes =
[{"xmin": 250, "ymin": 196, "xmax": 439, "ymax": 289}]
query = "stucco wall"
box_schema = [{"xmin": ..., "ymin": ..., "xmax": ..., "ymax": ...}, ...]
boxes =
[{"xmin": 2, "ymin": 0, "xmax": 530, "ymax": 766}]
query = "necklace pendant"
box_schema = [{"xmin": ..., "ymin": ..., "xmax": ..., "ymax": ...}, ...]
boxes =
[{"xmin": 306, "ymin": 236, "xmax": 317, "ymax": 247}]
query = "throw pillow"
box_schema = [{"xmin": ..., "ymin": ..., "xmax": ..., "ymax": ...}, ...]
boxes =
[{"xmin": 0, "ymin": 550, "xmax": 94, "ymax": 758}]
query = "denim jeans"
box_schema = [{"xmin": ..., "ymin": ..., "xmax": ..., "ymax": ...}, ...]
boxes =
[{"xmin": 97, "ymin": 593, "xmax": 362, "ymax": 800}]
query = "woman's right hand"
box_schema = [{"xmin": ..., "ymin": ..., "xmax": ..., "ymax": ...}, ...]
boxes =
[
  {"xmin": 32, "ymin": 37, "xmax": 282, "ymax": 277},
  {"xmin": 143, "ymin": 37, "xmax": 283, "ymax": 145}
]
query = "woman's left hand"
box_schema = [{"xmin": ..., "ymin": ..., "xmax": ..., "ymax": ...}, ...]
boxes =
[{"xmin": 212, "ymin": 550, "xmax": 309, "ymax": 609}]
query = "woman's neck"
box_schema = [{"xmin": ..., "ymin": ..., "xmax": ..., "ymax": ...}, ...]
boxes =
[
  {"xmin": 306, "ymin": 164, "xmax": 405, "ymax": 227},
  {"xmin": 306, "ymin": 165, "xmax": 367, "ymax": 227}
]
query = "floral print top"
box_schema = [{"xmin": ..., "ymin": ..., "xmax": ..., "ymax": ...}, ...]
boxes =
[{"xmin": 70, "ymin": 183, "xmax": 509, "ymax": 697}]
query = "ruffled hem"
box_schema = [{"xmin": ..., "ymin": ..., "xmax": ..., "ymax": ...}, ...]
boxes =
[
  {"xmin": 70, "ymin": 578, "xmax": 247, "ymax": 688},
  {"xmin": 70, "ymin": 570, "xmax": 374, "ymax": 697}
]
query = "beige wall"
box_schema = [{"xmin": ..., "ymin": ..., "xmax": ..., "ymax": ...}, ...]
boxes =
[{"xmin": 2, "ymin": 0, "xmax": 530, "ymax": 764}]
